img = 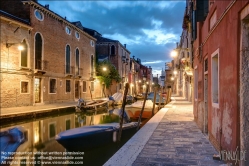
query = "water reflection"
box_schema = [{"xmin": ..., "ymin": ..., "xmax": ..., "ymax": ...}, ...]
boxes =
[{"xmin": 1, "ymin": 107, "xmax": 133, "ymax": 166}]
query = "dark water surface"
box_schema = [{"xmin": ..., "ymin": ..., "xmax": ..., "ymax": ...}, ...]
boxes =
[{"xmin": 1, "ymin": 107, "xmax": 136, "ymax": 166}]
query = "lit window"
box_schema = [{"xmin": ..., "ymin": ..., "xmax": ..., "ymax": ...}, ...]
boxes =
[
  {"xmin": 49, "ymin": 78, "xmax": 56, "ymax": 93},
  {"xmin": 21, "ymin": 81, "xmax": 29, "ymax": 93},
  {"xmin": 34, "ymin": 9, "xmax": 44, "ymax": 21},
  {"xmin": 75, "ymin": 31, "xmax": 80, "ymax": 39},
  {"xmin": 66, "ymin": 80, "xmax": 71, "ymax": 92},
  {"xmin": 21, "ymin": 40, "xmax": 28, "ymax": 67},
  {"xmin": 65, "ymin": 26, "xmax": 71, "ymax": 35}
]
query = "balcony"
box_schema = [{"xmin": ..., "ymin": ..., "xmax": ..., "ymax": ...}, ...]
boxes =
[
  {"xmin": 34, "ymin": 60, "xmax": 48, "ymax": 75},
  {"xmin": 75, "ymin": 68, "xmax": 83, "ymax": 78},
  {"xmin": 65, "ymin": 65, "xmax": 75, "ymax": 77}
]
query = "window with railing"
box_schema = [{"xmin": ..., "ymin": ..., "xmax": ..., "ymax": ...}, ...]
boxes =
[
  {"xmin": 66, "ymin": 45, "xmax": 71, "ymax": 74},
  {"xmin": 35, "ymin": 33, "xmax": 43, "ymax": 70},
  {"xmin": 75, "ymin": 48, "xmax": 80, "ymax": 75}
]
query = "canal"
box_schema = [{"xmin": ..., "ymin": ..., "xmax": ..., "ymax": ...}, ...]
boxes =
[{"xmin": 1, "ymin": 106, "xmax": 138, "ymax": 166}]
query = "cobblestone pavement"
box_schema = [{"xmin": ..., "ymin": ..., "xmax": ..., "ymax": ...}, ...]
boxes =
[{"xmin": 132, "ymin": 97, "xmax": 225, "ymax": 166}]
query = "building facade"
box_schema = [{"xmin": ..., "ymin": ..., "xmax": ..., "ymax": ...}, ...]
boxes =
[
  {"xmin": 0, "ymin": 0, "xmax": 102, "ymax": 108},
  {"xmin": 192, "ymin": 0, "xmax": 249, "ymax": 165}
]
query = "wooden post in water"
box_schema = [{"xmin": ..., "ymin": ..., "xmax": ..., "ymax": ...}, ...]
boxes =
[
  {"xmin": 89, "ymin": 86, "xmax": 93, "ymax": 100},
  {"xmin": 118, "ymin": 83, "xmax": 129, "ymax": 142},
  {"xmin": 137, "ymin": 84, "xmax": 149, "ymax": 131},
  {"xmin": 152, "ymin": 87, "xmax": 157, "ymax": 117}
]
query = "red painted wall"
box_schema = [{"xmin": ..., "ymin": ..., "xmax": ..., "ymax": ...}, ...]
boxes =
[{"xmin": 193, "ymin": 1, "xmax": 248, "ymax": 154}]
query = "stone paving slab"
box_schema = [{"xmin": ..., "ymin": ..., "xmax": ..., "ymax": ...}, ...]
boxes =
[
  {"xmin": 103, "ymin": 108, "xmax": 169, "ymax": 166},
  {"xmin": 132, "ymin": 97, "xmax": 225, "ymax": 166}
]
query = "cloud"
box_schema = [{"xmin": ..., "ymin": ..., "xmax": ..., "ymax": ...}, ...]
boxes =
[{"xmin": 38, "ymin": 0, "xmax": 185, "ymax": 76}]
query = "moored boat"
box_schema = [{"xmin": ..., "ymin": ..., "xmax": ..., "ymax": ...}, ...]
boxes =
[
  {"xmin": 0, "ymin": 127, "xmax": 25, "ymax": 164},
  {"xmin": 76, "ymin": 98, "xmax": 109, "ymax": 111},
  {"xmin": 55, "ymin": 122, "xmax": 138, "ymax": 151},
  {"xmin": 125, "ymin": 100, "xmax": 158, "ymax": 119}
]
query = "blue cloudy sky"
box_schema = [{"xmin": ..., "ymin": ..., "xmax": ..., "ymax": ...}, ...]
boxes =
[{"xmin": 39, "ymin": 1, "xmax": 186, "ymax": 76}]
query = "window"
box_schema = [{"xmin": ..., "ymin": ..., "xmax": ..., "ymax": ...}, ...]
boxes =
[
  {"xmin": 212, "ymin": 49, "xmax": 219, "ymax": 107},
  {"xmin": 111, "ymin": 45, "xmax": 115, "ymax": 55},
  {"xmin": 21, "ymin": 40, "xmax": 28, "ymax": 67},
  {"xmin": 83, "ymin": 81, "xmax": 86, "ymax": 92},
  {"xmin": 49, "ymin": 123, "xmax": 56, "ymax": 138},
  {"xmin": 49, "ymin": 78, "xmax": 56, "ymax": 93},
  {"xmin": 209, "ymin": 10, "xmax": 217, "ymax": 30},
  {"xmin": 194, "ymin": 67, "xmax": 198, "ymax": 100},
  {"xmin": 66, "ymin": 120, "xmax": 70, "ymax": 130},
  {"xmin": 90, "ymin": 40, "xmax": 94, "ymax": 47},
  {"xmin": 91, "ymin": 82, "xmax": 94, "ymax": 91},
  {"xmin": 65, "ymin": 26, "xmax": 71, "ymax": 35},
  {"xmin": 75, "ymin": 48, "xmax": 80, "ymax": 75},
  {"xmin": 66, "ymin": 45, "xmax": 70, "ymax": 74},
  {"xmin": 34, "ymin": 9, "xmax": 44, "ymax": 21},
  {"xmin": 66, "ymin": 80, "xmax": 71, "ymax": 92},
  {"xmin": 21, "ymin": 81, "xmax": 29, "ymax": 93},
  {"xmin": 75, "ymin": 31, "xmax": 80, "ymax": 39},
  {"xmin": 35, "ymin": 33, "xmax": 42, "ymax": 70}
]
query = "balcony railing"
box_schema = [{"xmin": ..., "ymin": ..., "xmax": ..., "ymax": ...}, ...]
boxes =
[
  {"xmin": 75, "ymin": 67, "xmax": 83, "ymax": 78},
  {"xmin": 34, "ymin": 59, "xmax": 48, "ymax": 74},
  {"xmin": 65, "ymin": 65, "xmax": 75, "ymax": 76}
]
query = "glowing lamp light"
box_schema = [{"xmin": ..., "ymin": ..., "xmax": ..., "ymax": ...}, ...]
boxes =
[
  {"xmin": 173, "ymin": 70, "xmax": 177, "ymax": 75},
  {"xmin": 171, "ymin": 77, "xmax": 174, "ymax": 80},
  {"xmin": 171, "ymin": 50, "xmax": 177, "ymax": 58},
  {"xmin": 103, "ymin": 67, "xmax": 107, "ymax": 71},
  {"xmin": 18, "ymin": 45, "xmax": 24, "ymax": 50}
]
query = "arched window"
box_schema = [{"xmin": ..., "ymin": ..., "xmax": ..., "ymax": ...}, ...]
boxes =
[
  {"xmin": 75, "ymin": 48, "xmax": 79, "ymax": 75},
  {"xmin": 91, "ymin": 55, "xmax": 94, "ymax": 77},
  {"xmin": 111, "ymin": 45, "xmax": 115, "ymax": 55},
  {"xmin": 35, "ymin": 33, "xmax": 42, "ymax": 69},
  {"xmin": 66, "ymin": 45, "xmax": 70, "ymax": 74},
  {"xmin": 21, "ymin": 40, "xmax": 28, "ymax": 67}
]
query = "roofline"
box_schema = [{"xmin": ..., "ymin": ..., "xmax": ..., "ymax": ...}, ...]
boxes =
[
  {"xmin": 22, "ymin": 1, "xmax": 97, "ymax": 41},
  {"xmin": 0, "ymin": 15, "xmax": 32, "ymax": 30}
]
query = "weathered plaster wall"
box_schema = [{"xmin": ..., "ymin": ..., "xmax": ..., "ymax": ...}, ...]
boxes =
[{"xmin": 240, "ymin": 18, "xmax": 249, "ymax": 166}]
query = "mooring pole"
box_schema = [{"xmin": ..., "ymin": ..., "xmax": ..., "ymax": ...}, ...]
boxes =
[
  {"xmin": 152, "ymin": 87, "xmax": 157, "ymax": 116},
  {"xmin": 137, "ymin": 84, "xmax": 149, "ymax": 131},
  {"xmin": 118, "ymin": 83, "xmax": 129, "ymax": 142}
]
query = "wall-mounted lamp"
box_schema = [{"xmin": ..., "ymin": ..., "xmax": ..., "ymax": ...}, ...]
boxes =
[{"xmin": 6, "ymin": 42, "xmax": 24, "ymax": 50}]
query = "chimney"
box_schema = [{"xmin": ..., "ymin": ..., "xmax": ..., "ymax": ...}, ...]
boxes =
[
  {"xmin": 124, "ymin": 44, "xmax": 126, "ymax": 48},
  {"xmin": 45, "ymin": 4, "xmax": 49, "ymax": 9},
  {"xmin": 176, "ymin": 42, "xmax": 178, "ymax": 48}
]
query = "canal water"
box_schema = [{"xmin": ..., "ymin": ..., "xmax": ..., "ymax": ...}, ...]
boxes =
[{"xmin": 1, "ymin": 106, "xmax": 137, "ymax": 166}]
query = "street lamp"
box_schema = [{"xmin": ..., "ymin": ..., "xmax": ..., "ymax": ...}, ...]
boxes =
[
  {"xmin": 103, "ymin": 67, "xmax": 107, "ymax": 71},
  {"xmin": 6, "ymin": 42, "xmax": 24, "ymax": 50},
  {"xmin": 170, "ymin": 50, "xmax": 177, "ymax": 58}
]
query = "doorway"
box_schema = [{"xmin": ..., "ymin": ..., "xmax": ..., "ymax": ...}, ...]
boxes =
[
  {"xmin": 35, "ymin": 78, "xmax": 41, "ymax": 103},
  {"xmin": 75, "ymin": 81, "xmax": 79, "ymax": 99}
]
